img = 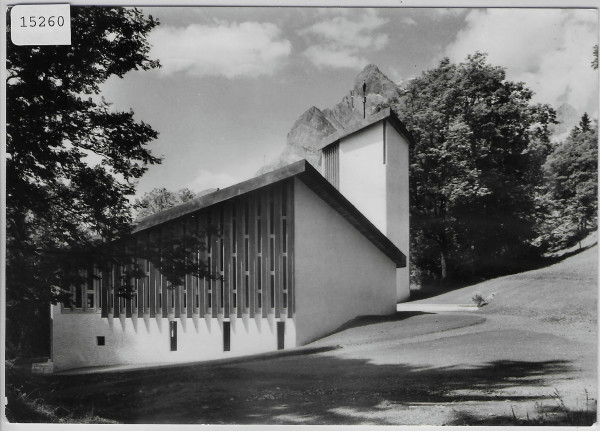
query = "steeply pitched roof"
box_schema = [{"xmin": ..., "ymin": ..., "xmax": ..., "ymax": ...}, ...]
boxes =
[
  {"xmin": 134, "ymin": 160, "xmax": 406, "ymax": 268},
  {"xmin": 318, "ymin": 107, "xmax": 415, "ymax": 151}
]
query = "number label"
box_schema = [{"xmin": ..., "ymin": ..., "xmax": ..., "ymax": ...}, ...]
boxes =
[
  {"xmin": 11, "ymin": 5, "xmax": 71, "ymax": 46},
  {"xmin": 20, "ymin": 15, "xmax": 66, "ymax": 28}
]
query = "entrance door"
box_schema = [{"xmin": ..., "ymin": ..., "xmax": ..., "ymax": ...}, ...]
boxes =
[
  {"xmin": 170, "ymin": 321, "xmax": 177, "ymax": 351},
  {"xmin": 277, "ymin": 322, "xmax": 285, "ymax": 350}
]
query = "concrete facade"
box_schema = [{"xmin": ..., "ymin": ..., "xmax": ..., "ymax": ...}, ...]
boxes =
[
  {"xmin": 323, "ymin": 112, "xmax": 411, "ymax": 301},
  {"xmin": 338, "ymin": 123, "xmax": 388, "ymax": 233},
  {"xmin": 385, "ymin": 121, "xmax": 411, "ymax": 302},
  {"xmin": 52, "ymin": 308, "xmax": 296, "ymax": 370},
  {"xmin": 293, "ymin": 179, "xmax": 397, "ymax": 345}
]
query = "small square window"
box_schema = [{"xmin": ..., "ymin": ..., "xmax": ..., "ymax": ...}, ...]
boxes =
[{"xmin": 97, "ymin": 336, "xmax": 105, "ymax": 346}]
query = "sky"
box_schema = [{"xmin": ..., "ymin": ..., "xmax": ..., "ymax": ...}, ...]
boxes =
[{"xmin": 97, "ymin": 6, "xmax": 599, "ymax": 198}]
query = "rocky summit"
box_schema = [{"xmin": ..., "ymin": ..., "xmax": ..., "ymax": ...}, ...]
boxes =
[{"xmin": 257, "ymin": 64, "xmax": 400, "ymax": 175}]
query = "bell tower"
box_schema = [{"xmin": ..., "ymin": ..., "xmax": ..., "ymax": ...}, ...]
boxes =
[{"xmin": 320, "ymin": 108, "xmax": 411, "ymax": 302}]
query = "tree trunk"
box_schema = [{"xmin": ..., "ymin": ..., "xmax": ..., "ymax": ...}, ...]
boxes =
[{"xmin": 440, "ymin": 250, "xmax": 447, "ymax": 281}]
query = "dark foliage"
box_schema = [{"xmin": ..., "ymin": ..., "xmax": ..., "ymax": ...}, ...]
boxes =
[
  {"xmin": 380, "ymin": 53, "xmax": 556, "ymax": 286},
  {"xmin": 537, "ymin": 115, "xmax": 598, "ymax": 250},
  {"xmin": 6, "ymin": 7, "xmax": 161, "ymax": 358}
]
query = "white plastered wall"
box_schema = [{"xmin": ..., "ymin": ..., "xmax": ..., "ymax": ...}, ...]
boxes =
[
  {"xmin": 52, "ymin": 306, "xmax": 296, "ymax": 371},
  {"xmin": 338, "ymin": 123, "xmax": 387, "ymax": 234},
  {"xmin": 385, "ymin": 121, "xmax": 411, "ymax": 302},
  {"xmin": 293, "ymin": 179, "xmax": 397, "ymax": 346}
]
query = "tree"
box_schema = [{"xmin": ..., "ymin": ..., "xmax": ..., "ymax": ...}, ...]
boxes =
[
  {"xmin": 539, "ymin": 115, "xmax": 598, "ymax": 249},
  {"xmin": 6, "ymin": 7, "xmax": 161, "ymax": 357},
  {"xmin": 134, "ymin": 187, "xmax": 197, "ymax": 219},
  {"xmin": 381, "ymin": 53, "xmax": 556, "ymax": 285}
]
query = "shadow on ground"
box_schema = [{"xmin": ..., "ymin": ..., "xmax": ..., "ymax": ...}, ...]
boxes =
[
  {"xmin": 334, "ymin": 311, "xmax": 434, "ymax": 331},
  {"xmin": 7, "ymin": 351, "xmax": 590, "ymax": 425}
]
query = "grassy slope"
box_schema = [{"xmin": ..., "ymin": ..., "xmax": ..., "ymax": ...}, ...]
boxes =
[{"xmin": 413, "ymin": 244, "xmax": 598, "ymax": 326}]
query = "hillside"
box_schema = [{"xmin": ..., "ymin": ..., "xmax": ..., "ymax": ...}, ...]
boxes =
[{"xmin": 413, "ymin": 243, "xmax": 598, "ymax": 327}]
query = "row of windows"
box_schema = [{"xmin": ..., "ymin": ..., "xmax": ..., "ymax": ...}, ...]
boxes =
[{"xmin": 66, "ymin": 182, "xmax": 294, "ymax": 320}]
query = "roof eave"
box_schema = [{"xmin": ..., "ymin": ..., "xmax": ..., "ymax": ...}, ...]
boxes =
[{"xmin": 319, "ymin": 107, "xmax": 416, "ymax": 151}]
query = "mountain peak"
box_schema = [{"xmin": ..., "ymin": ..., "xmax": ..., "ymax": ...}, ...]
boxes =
[
  {"xmin": 354, "ymin": 64, "xmax": 398, "ymax": 99},
  {"xmin": 256, "ymin": 64, "xmax": 400, "ymax": 175}
]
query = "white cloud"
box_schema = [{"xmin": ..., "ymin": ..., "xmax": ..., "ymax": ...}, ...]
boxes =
[
  {"xmin": 304, "ymin": 46, "xmax": 368, "ymax": 69},
  {"xmin": 186, "ymin": 169, "xmax": 241, "ymax": 193},
  {"xmin": 301, "ymin": 9, "xmax": 389, "ymax": 69},
  {"xmin": 149, "ymin": 21, "xmax": 291, "ymax": 78},
  {"xmin": 400, "ymin": 17, "xmax": 417, "ymax": 26},
  {"xmin": 445, "ymin": 9, "xmax": 598, "ymax": 116},
  {"xmin": 430, "ymin": 8, "xmax": 468, "ymax": 20}
]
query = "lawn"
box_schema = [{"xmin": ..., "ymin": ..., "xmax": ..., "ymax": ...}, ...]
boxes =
[{"xmin": 5, "ymin": 245, "xmax": 597, "ymax": 425}]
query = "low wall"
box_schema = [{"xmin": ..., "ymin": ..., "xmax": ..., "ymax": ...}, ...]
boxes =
[{"xmin": 52, "ymin": 306, "xmax": 296, "ymax": 371}]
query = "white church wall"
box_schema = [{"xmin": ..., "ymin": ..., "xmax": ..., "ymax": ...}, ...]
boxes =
[
  {"xmin": 385, "ymin": 121, "xmax": 411, "ymax": 302},
  {"xmin": 293, "ymin": 179, "xmax": 397, "ymax": 346},
  {"xmin": 338, "ymin": 123, "xmax": 388, "ymax": 234},
  {"xmin": 52, "ymin": 306, "xmax": 296, "ymax": 371}
]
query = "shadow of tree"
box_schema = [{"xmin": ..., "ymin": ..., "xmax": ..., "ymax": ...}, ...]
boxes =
[{"xmin": 12, "ymin": 352, "xmax": 590, "ymax": 425}]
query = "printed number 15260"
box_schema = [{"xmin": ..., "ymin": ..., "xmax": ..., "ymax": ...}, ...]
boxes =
[{"xmin": 20, "ymin": 15, "xmax": 66, "ymax": 28}]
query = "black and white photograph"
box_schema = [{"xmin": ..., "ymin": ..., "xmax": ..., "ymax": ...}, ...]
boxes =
[{"xmin": 2, "ymin": 1, "xmax": 598, "ymax": 426}]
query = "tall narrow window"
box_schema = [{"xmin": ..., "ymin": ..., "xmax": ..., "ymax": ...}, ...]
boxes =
[
  {"xmin": 277, "ymin": 321, "xmax": 285, "ymax": 350},
  {"xmin": 232, "ymin": 206, "xmax": 237, "ymax": 254},
  {"xmin": 257, "ymin": 256, "xmax": 262, "ymax": 309},
  {"xmin": 232, "ymin": 258, "xmax": 237, "ymax": 310},
  {"xmin": 219, "ymin": 207, "xmax": 224, "ymax": 310},
  {"xmin": 145, "ymin": 260, "xmax": 150, "ymax": 311},
  {"xmin": 231, "ymin": 203, "xmax": 238, "ymax": 312},
  {"xmin": 281, "ymin": 191, "xmax": 289, "ymax": 311},
  {"xmin": 133, "ymin": 264, "xmax": 139, "ymax": 313},
  {"xmin": 257, "ymin": 223, "xmax": 262, "ymax": 253},
  {"xmin": 282, "ymin": 256, "xmax": 288, "ymax": 309},
  {"xmin": 89, "ymin": 267, "xmax": 100, "ymax": 311},
  {"xmin": 223, "ymin": 321, "xmax": 231, "ymax": 352},
  {"xmin": 282, "ymin": 221, "xmax": 287, "ymax": 253},
  {"xmin": 207, "ymin": 211, "xmax": 213, "ymax": 310},
  {"xmin": 244, "ymin": 200, "xmax": 250, "ymax": 236},
  {"xmin": 170, "ymin": 321, "xmax": 177, "ymax": 351},
  {"xmin": 268, "ymin": 190, "xmax": 276, "ymax": 311},
  {"xmin": 158, "ymin": 283, "xmax": 162, "ymax": 309},
  {"xmin": 269, "ymin": 191, "xmax": 275, "ymax": 235},
  {"xmin": 208, "ymin": 256, "xmax": 212, "ymax": 309}
]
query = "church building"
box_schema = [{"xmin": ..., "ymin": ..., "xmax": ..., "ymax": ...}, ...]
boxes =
[{"xmin": 51, "ymin": 108, "xmax": 412, "ymax": 371}]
